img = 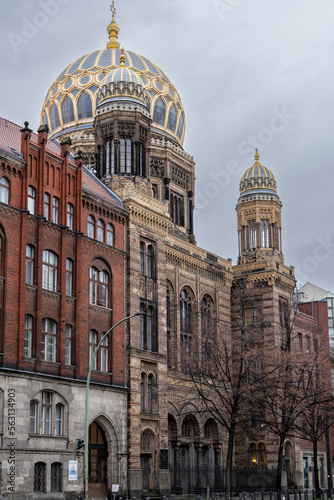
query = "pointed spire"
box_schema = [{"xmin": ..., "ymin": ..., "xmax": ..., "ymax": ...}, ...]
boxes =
[
  {"xmin": 120, "ymin": 48, "xmax": 126, "ymax": 66},
  {"xmin": 255, "ymin": 148, "xmax": 260, "ymax": 162},
  {"xmin": 107, "ymin": 1, "xmax": 120, "ymax": 49}
]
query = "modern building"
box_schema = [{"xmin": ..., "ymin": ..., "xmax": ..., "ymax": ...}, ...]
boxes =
[{"xmin": 0, "ymin": 4, "xmax": 332, "ymax": 499}]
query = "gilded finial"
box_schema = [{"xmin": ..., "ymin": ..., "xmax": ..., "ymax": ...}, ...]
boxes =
[
  {"xmin": 107, "ymin": 1, "xmax": 120, "ymax": 49},
  {"xmin": 120, "ymin": 48, "xmax": 126, "ymax": 66},
  {"xmin": 255, "ymin": 148, "xmax": 259, "ymax": 162}
]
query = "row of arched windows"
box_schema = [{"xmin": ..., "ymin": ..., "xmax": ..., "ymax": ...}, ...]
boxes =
[
  {"xmin": 167, "ymin": 284, "xmax": 215, "ymax": 373},
  {"xmin": 140, "ymin": 372, "xmax": 157, "ymax": 413},
  {"xmin": 103, "ymin": 139, "xmax": 146, "ymax": 178},
  {"xmin": 87, "ymin": 215, "xmax": 114, "ymax": 246},
  {"xmin": 34, "ymin": 461, "xmax": 62, "ymax": 493},
  {"xmin": 140, "ymin": 242, "xmax": 154, "ymax": 278}
]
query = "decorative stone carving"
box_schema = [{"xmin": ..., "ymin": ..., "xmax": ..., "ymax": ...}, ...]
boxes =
[{"xmin": 150, "ymin": 158, "xmax": 166, "ymax": 177}]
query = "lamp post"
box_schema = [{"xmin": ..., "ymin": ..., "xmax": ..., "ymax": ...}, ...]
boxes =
[{"xmin": 84, "ymin": 312, "xmax": 141, "ymax": 500}]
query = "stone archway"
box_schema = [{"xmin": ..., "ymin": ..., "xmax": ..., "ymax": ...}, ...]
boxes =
[{"xmin": 141, "ymin": 429, "xmax": 156, "ymax": 492}]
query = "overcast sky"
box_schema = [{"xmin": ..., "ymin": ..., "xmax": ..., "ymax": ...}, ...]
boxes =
[{"xmin": 1, "ymin": 0, "xmax": 334, "ymax": 292}]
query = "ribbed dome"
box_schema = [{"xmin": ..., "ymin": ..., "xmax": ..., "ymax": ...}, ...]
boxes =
[
  {"xmin": 40, "ymin": 48, "xmax": 186, "ymax": 146},
  {"xmin": 239, "ymin": 150, "xmax": 277, "ymax": 198},
  {"xmin": 102, "ymin": 66, "xmax": 143, "ymax": 86}
]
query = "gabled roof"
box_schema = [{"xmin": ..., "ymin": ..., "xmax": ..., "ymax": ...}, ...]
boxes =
[
  {"xmin": 298, "ymin": 282, "xmax": 334, "ymax": 302},
  {"xmin": 0, "ymin": 116, "xmax": 124, "ymax": 209}
]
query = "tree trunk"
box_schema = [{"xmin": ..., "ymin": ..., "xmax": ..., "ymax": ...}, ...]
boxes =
[
  {"xmin": 313, "ymin": 439, "xmax": 320, "ymax": 496},
  {"xmin": 276, "ymin": 436, "xmax": 285, "ymax": 491},
  {"xmin": 225, "ymin": 426, "xmax": 235, "ymax": 495}
]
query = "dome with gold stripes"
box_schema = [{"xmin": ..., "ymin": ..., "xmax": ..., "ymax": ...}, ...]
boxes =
[
  {"xmin": 239, "ymin": 150, "xmax": 277, "ymax": 198},
  {"xmin": 40, "ymin": 4, "xmax": 186, "ymax": 146}
]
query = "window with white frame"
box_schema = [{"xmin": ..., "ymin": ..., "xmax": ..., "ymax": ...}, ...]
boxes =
[
  {"xmin": 97, "ymin": 219, "xmax": 104, "ymax": 242},
  {"xmin": 41, "ymin": 391, "xmax": 52, "ymax": 435},
  {"xmin": 26, "ymin": 245, "xmax": 35, "ymax": 285},
  {"xmin": 87, "ymin": 215, "xmax": 95, "ymax": 238},
  {"xmin": 52, "ymin": 197, "xmax": 59, "ymax": 224},
  {"xmin": 24, "ymin": 314, "xmax": 33, "ymax": 358},
  {"xmin": 67, "ymin": 203, "xmax": 74, "ymax": 230},
  {"xmin": 44, "ymin": 193, "xmax": 50, "ymax": 219},
  {"xmin": 89, "ymin": 267, "xmax": 109, "ymax": 307},
  {"xmin": 28, "ymin": 186, "xmax": 36, "ymax": 214},
  {"xmin": 41, "ymin": 318, "xmax": 57, "ymax": 362},
  {"xmin": 42, "ymin": 250, "xmax": 58, "ymax": 292},
  {"xmin": 65, "ymin": 324, "xmax": 72, "ymax": 366},
  {"xmin": 0, "ymin": 177, "xmax": 9, "ymax": 204},
  {"xmin": 66, "ymin": 258, "xmax": 73, "ymax": 296},
  {"xmin": 107, "ymin": 223, "xmax": 114, "ymax": 246}
]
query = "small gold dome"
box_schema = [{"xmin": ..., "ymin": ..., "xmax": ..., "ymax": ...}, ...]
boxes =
[{"xmin": 239, "ymin": 149, "xmax": 277, "ymax": 197}]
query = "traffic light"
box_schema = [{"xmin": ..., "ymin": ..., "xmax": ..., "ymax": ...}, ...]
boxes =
[{"xmin": 77, "ymin": 439, "xmax": 85, "ymax": 450}]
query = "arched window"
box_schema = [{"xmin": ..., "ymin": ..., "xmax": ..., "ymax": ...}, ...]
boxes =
[
  {"xmin": 55, "ymin": 404, "xmax": 64, "ymax": 436},
  {"xmin": 261, "ymin": 220, "xmax": 270, "ymax": 248},
  {"xmin": 248, "ymin": 220, "xmax": 257, "ymax": 249},
  {"xmin": 67, "ymin": 203, "xmax": 74, "ymax": 230},
  {"xmin": 26, "ymin": 245, "xmax": 34, "ymax": 285},
  {"xmin": 61, "ymin": 96, "xmax": 75, "ymax": 124},
  {"xmin": 87, "ymin": 215, "xmax": 95, "ymax": 238},
  {"xmin": 41, "ymin": 318, "xmax": 57, "ymax": 362},
  {"xmin": 140, "ymin": 242, "xmax": 145, "ymax": 275},
  {"xmin": 50, "ymin": 103, "xmax": 60, "ymax": 130},
  {"xmin": 248, "ymin": 443, "xmax": 267, "ymax": 468},
  {"xmin": 147, "ymin": 374, "xmax": 153, "ymax": 412},
  {"xmin": 170, "ymin": 193, "xmax": 183, "ymax": 226},
  {"xmin": 66, "ymin": 258, "xmax": 73, "ymax": 297},
  {"xmin": 24, "ymin": 314, "xmax": 33, "ymax": 358},
  {"xmin": 97, "ymin": 219, "xmax": 104, "ymax": 242},
  {"xmin": 146, "ymin": 245, "xmax": 154, "ymax": 278},
  {"xmin": 107, "ymin": 223, "xmax": 114, "ymax": 246},
  {"xmin": 89, "ymin": 267, "xmax": 109, "ymax": 307},
  {"xmin": 34, "ymin": 462, "xmax": 46, "ymax": 492},
  {"xmin": 77, "ymin": 92, "xmax": 92, "ymax": 119},
  {"xmin": 65, "ymin": 324, "xmax": 72, "ymax": 366},
  {"xmin": 42, "ymin": 250, "xmax": 58, "ymax": 292},
  {"xmin": 51, "ymin": 462, "xmax": 62, "ymax": 492},
  {"xmin": 141, "ymin": 373, "xmax": 155, "ymax": 413},
  {"xmin": 180, "ymin": 288, "xmax": 193, "ymax": 372},
  {"xmin": 0, "ymin": 177, "xmax": 9, "ymax": 204},
  {"xmin": 120, "ymin": 138, "xmax": 132, "ymax": 174},
  {"xmin": 105, "ymin": 140, "xmax": 116, "ymax": 175},
  {"xmin": 167, "ymin": 105, "xmax": 177, "ymax": 132},
  {"xmin": 153, "ymin": 98, "xmax": 166, "ymax": 126},
  {"xmin": 28, "ymin": 186, "xmax": 36, "ymax": 214},
  {"xmin": 30, "ymin": 401, "xmax": 37, "ymax": 434}
]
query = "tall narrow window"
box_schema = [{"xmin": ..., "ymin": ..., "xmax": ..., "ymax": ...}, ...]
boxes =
[
  {"xmin": 30, "ymin": 401, "xmax": 37, "ymax": 434},
  {"xmin": 89, "ymin": 330, "xmax": 98, "ymax": 370},
  {"xmin": 89, "ymin": 267, "xmax": 109, "ymax": 307},
  {"xmin": 146, "ymin": 245, "xmax": 154, "ymax": 278},
  {"xmin": 141, "ymin": 373, "xmax": 146, "ymax": 412},
  {"xmin": 97, "ymin": 219, "xmax": 104, "ymax": 242},
  {"xmin": 77, "ymin": 92, "xmax": 92, "ymax": 120},
  {"xmin": 261, "ymin": 220, "xmax": 270, "ymax": 248},
  {"xmin": 248, "ymin": 220, "xmax": 257, "ymax": 249},
  {"xmin": 170, "ymin": 193, "xmax": 183, "ymax": 226},
  {"xmin": 100, "ymin": 335, "xmax": 108, "ymax": 372},
  {"xmin": 52, "ymin": 197, "xmax": 59, "ymax": 224},
  {"xmin": 44, "ymin": 193, "xmax": 50, "ymax": 219},
  {"xmin": 65, "ymin": 324, "xmax": 72, "ymax": 366},
  {"xmin": 140, "ymin": 242, "xmax": 145, "ymax": 275},
  {"xmin": 24, "ymin": 314, "xmax": 33, "ymax": 358},
  {"xmin": 105, "ymin": 140, "xmax": 110, "ymax": 175},
  {"xmin": 66, "ymin": 258, "xmax": 73, "ymax": 296},
  {"xmin": 28, "ymin": 186, "xmax": 36, "ymax": 214},
  {"xmin": 120, "ymin": 138, "xmax": 132, "ymax": 174},
  {"xmin": 147, "ymin": 374, "xmax": 153, "ymax": 412},
  {"xmin": 147, "ymin": 307, "xmax": 153, "ymax": 351},
  {"xmin": 0, "ymin": 177, "xmax": 9, "ymax": 204},
  {"xmin": 0, "ymin": 229, "xmax": 4, "ymax": 277},
  {"xmin": 42, "ymin": 250, "xmax": 58, "ymax": 292},
  {"xmin": 26, "ymin": 245, "xmax": 34, "ymax": 285},
  {"xmin": 34, "ymin": 462, "xmax": 46, "ymax": 493},
  {"xmin": 67, "ymin": 203, "xmax": 74, "ymax": 230},
  {"xmin": 140, "ymin": 303, "xmax": 146, "ymax": 349},
  {"xmin": 61, "ymin": 96, "xmax": 75, "ymax": 124},
  {"xmin": 41, "ymin": 318, "xmax": 57, "ymax": 363},
  {"xmin": 51, "ymin": 462, "xmax": 62, "ymax": 492},
  {"xmin": 180, "ymin": 289, "xmax": 193, "ymax": 372},
  {"xmin": 107, "ymin": 224, "xmax": 114, "ymax": 246},
  {"xmin": 41, "ymin": 392, "xmax": 52, "ymax": 435},
  {"xmin": 55, "ymin": 404, "xmax": 64, "ymax": 436},
  {"xmin": 87, "ymin": 215, "xmax": 95, "ymax": 238}
]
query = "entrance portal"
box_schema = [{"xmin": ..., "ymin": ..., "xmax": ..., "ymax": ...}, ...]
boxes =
[{"xmin": 89, "ymin": 421, "xmax": 108, "ymax": 500}]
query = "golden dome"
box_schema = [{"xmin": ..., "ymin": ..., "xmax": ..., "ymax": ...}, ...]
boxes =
[
  {"xmin": 239, "ymin": 149, "xmax": 277, "ymax": 198},
  {"xmin": 40, "ymin": 4, "xmax": 186, "ymax": 147}
]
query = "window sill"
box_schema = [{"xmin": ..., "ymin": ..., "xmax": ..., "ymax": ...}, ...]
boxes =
[{"xmin": 29, "ymin": 434, "xmax": 68, "ymax": 439}]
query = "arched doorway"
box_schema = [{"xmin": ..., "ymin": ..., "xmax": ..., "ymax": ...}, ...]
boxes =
[
  {"xmin": 89, "ymin": 421, "xmax": 108, "ymax": 500},
  {"xmin": 141, "ymin": 430, "xmax": 156, "ymax": 492}
]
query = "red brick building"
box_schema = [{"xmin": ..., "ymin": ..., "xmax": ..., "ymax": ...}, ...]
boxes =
[{"xmin": 0, "ymin": 117, "xmax": 129, "ymax": 498}]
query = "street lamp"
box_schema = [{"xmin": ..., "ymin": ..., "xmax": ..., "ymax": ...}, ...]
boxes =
[{"xmin": 84, "ymin": 312, "xmax": 141, "ymax": 500}]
